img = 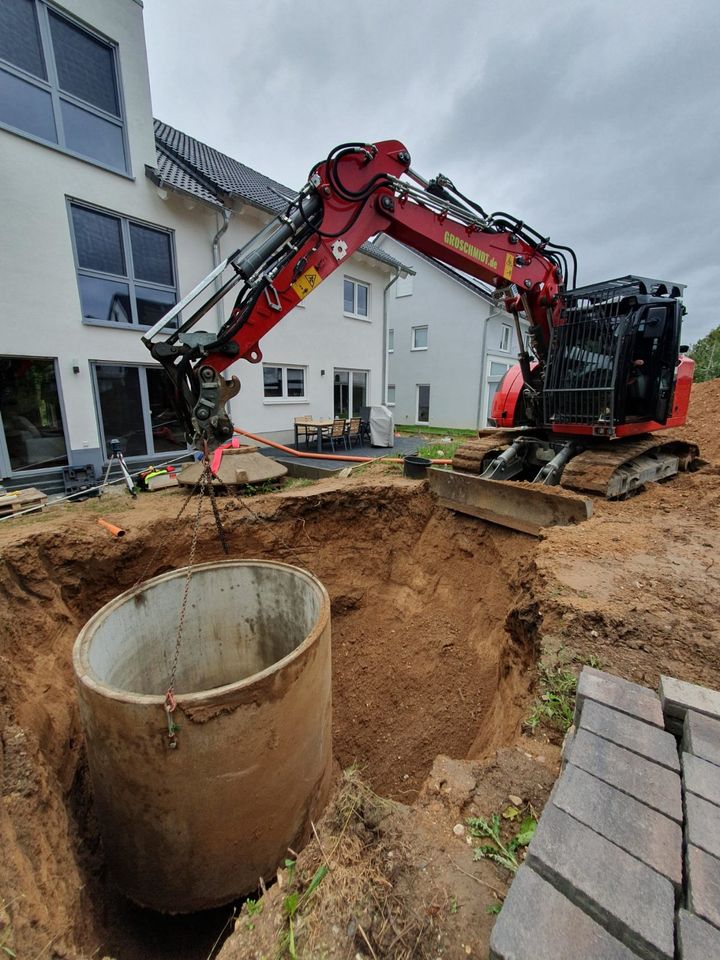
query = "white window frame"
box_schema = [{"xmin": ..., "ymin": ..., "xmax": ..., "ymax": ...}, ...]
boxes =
[
  {"xmin": 416, "ymin": 384, "xmax": 430, "ymax": 424},
  {"xmin": 262, "ymin": 363, "xmax": 308, "ymax": 404},
  {"xmin": 386, "ymin": 384, "xmax": 396, "ymax": 406},
  {"xmin": 387, "ymin": 328, "xmax": 394, "ymax": 352},
  {"xmin": 0, "ymin": 0, "xmax": 130, "ymax": 176},
  {"xmin": 91, "ymin": 361, "xmax": 189, "ymax": 461},
  {"xmin": 343, "ymin": 277, "xmax": 370, "ymax": 320},
  {"xmin": 67, "ymin": 199, "xmax": 178, "ymax": 331},
  {"xmin": 500, "ymin": 323, "xmax": 513, "ymax": 352},
  {"xmin": 411, "ymin": 325, "xmax": 429, "ymax": 351}
]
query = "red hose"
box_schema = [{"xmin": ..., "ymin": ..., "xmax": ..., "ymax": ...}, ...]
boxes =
[{"xmin": 233, "ymin": 427, "xmax": 452, "ymax": 465}]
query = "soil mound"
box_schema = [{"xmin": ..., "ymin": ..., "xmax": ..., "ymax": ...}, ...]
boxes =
[{"xmin": 682, "ymin": 377, "xmax": 720, "ymax": 463}]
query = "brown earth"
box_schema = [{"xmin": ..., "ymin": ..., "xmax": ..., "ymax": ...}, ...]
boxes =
[{"xmin": 0, "ymin": 377, "xmax": 718, "ymax": 959}]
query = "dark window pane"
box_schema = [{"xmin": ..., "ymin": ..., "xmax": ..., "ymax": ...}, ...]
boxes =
[
  {"xmin": 135, "ymin": 285, "xmax": 175, "ymax": 328},
  {"xmin": 61, "ymin": 100, "xmax": 126, "ymax": 170},
  {"xmin": 49, "ymin": 12, "xmax": 118, "ymax": 116},
  {"xmin": 0, "ymin": 356, "xmax": 67, "ymax": 471},
  {"xmin": 78, "ymin": 275, "xmax": 131, "ymax": 323},
  {"xmin": 146, "ymin": 368, "xmax": 186, "ymax": 453},
  {"xmin": 95, "ymin": 365, "xmax": 146, "ymax": 457},
  {"xmin": 343, "ymin": 279, "xmax": 354, "ymax": 313},
  {"xmin": 0, "ymin": 0, "xmax": 46, "ymax": 79},
  {"xmin": 130, "ymin": 224, "xmax": 173, "ymax": 286},
  {"xmin": 263, "ymin": 366, "xmax": 282, "ymax": 398},
  {"xmin": 418, "ymin": 384, "xmax": 430, "ymax": 422},
  {"xmin": 0, "ymin": 69, "xmax": 56, "ymax": 141},
  {"xmin": 352, "ymin": 371, "xmax": 367, "ymax": 416},
  {"xmin": 356, "ymin": 283, "xmax": 368, "ymax": 316},
  {"xmin": 286, "ymin": 368, "xmax": 304, "ymax": 398},
  {"xmin": 71, "ymin": 205, "xmax": 125, "ymax": 275},
  {"xmin": 333, "ymin": 369, "xmax": 349, "ymax": 418}
]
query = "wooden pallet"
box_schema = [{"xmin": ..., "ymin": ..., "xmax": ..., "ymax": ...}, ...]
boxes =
[{"xmin": 0, "ymin": 487, "xmax": 48, "ymax": 516}]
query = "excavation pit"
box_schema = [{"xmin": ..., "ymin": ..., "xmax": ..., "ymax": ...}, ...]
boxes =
[
  {"xmin": 73, "ymin": 560, "xmax": 333, "ymax": 914},
  {"xmin": 0, "ymin": 484, "xmax": 537, "ymax": 958}
]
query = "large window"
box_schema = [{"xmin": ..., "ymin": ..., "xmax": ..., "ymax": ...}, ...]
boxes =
[
  {"xmin": 69, "ymin": 202, "xmax": 177, "ymax": 329},
  {"xmin": 417, "ymin": 384, "xmax": 430, "ymax": 424},
  {"xmin": 0, "ymin": 0, "xmax": 127, "ymax": 173},
  {"xmin": 412, "ymin": 325, "xmax": 428, "ymax": 350},
  {"xmin": 343, "ymin": 278, "xmax": 369, "ymax": 319},
  {"xmin": 0, "ymin": 356, "xmax": 67, "ymax": 472},
  {"xmin": 500, "ymin": 323, "xmax": 513, "ymax": 352},
  {"xmin": 93, "ymin": 364, "xmax": 186, "ymax": 458},
  {"xmin": 263, "ymin": 364, "xmax": 306, "ymax": 401}
]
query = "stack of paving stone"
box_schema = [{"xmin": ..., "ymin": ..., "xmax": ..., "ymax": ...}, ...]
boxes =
[{"xmin": 490, "ymin": 667, "xmax": 720, "ymax": 960}]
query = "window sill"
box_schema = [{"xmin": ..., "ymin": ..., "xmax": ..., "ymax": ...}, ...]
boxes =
[
  {"xmin": 262, "ymin": 398, "xmax": 310, "ymax": 405},
  {"xmin": 0, "ymin": 120, "xmax": 133, "ymax": 180},
  {"xmin": 410, "ymin": 347, "xmax": 428, "ymax": 352},
  {"xmin": 343, "ymin": 312, "xmax": 371, "ymax": 322}
]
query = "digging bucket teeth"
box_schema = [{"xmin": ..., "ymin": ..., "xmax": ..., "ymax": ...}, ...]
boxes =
[{"xmin": 427, "ymin": 468, "xmax": 592, "ymax": 536}]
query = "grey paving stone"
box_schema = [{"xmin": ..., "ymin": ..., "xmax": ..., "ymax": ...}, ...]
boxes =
[
  {"xmin": 568, "ymin": 728, "xmax": 683, "ymax": 822},
  {"xmin": 489, "ymin": 865, "xmax": 640, "ymax": 960},
  {"xmin": 554, "ymin": 764, "xmax": 682, "ymax": 889},
  {"xmin": 683, "ymin": 752, "xmax": 720, "ymax": 807},
  {"xmin": 684, "ymin": 711, "xmax": 720, "ymax": 768},
  {"xmin": 677, "ymin": 908, "xmax": 720, "ymax": 960},
  {"xmin": 685, "ymin": 792, "xmax": 720, "ymax": 861},
  {"xmin": 580, "ymin": 698, "xmax": 680, "ymax": 771},
  {"xmin": 660, "ymin": 676, "xmax": 720, "ymax": 723},
  {"xmin": 525, "ymin": 803, "xmax": 675, "ymax": 960},
  {"xmin": 575, "ymin": 666, "xmax": 664, "ymax": 728},
  {"xmin": 687, "ymin": 844, "xmax": 720, "ymax": 931}
]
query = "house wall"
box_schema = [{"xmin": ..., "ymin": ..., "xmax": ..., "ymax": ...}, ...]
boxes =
[
  {"xmin": 376, "ymin": 236, "xmax": 528, "ymax": 430},
  {"xmin": 0, "ymin": 0, "xmax": 390, "ymax": 483}
]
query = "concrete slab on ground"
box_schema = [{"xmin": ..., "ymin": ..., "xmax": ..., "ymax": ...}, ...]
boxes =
[
  {"xmin": 553, "ymin": 763, "xmax": 682, "ymax": 889},
  {"xmin": 683, "ymin": 711, "xmax": 720, "ymax": 768},
  {"xmin": 677, "ymin": 909, "xmax": 720, "ymax": 960},
  {"xmin": 526, "ymin": 802, "xmax": 675, "ymax": 960},
  {"xmin": 567, "ymin": 728, "xmax": 682, "ymax": 822},
  {"xmin": 687, "ymin": 844, "xmax": 720, "ymax": 931},
  {"xmin": 575, "ymin": 666, "xmax": 664, "ymax": 729},
  {"xmin": 660, "ymin": 676, "xmax": 720, "ymax": 724},
  {"xmin": 579, "ymin": 698, "xmax": 679, "ymax": 771},
  {"xmin": 489, "ymin": 865, "xmax": 640, "ymax": 960}
]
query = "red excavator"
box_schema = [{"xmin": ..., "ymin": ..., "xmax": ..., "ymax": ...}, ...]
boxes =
[{"xmin": 142, "ymin": 140, "xmax": 697, "ymax": 530}]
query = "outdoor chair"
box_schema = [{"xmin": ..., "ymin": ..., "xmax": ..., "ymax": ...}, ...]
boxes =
[
  {"xmin": 321, "ymin": 418, "xmax": 348, "ymax": 453},
  {"xmin": 346, "ymin": 417, "xmax": 362, "ymax": 447},
  {"xmin": 293, "ymin": 415, "xmax": 318, "ymax": 449}
]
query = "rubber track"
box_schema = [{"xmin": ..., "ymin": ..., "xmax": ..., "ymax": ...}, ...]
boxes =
[
  {"xmin": 559, "ymin": 435, "xmax": 699, "ymax": 496},
  {"xmin": 451, "ymin": 431, "xmax": 517, "ymax": 474}
]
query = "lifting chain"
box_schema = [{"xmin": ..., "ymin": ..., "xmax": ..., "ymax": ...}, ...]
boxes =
[{"xmin": 163, "ymin": 445, "xmax": 228, "ymax": 749}]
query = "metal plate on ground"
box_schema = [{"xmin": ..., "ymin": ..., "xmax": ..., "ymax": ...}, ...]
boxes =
[{"xmin": 427, "ymin": 468, "xmax": 592, "ymax": 536}]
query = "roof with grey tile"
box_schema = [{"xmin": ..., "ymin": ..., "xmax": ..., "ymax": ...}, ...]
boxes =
[{"xmin": 150, "ymin": 120, "xmax": 407, "ymax": 271}]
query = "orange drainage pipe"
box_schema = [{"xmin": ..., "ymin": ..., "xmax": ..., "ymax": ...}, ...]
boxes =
[
  {"xmin": 97, "ymin": 518, "xmax": 126, "ymax": 538},
  {"xmin": 233, "ymin": 427, "xmax": 451, "ymax": 465}
]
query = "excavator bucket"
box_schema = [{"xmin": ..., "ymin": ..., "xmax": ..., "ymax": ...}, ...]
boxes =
[{"xmin": 427, "ymin": 468, "xmax": 592, "ymax": 536}]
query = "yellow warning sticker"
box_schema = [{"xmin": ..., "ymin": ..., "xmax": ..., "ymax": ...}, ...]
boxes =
[
  {"xmin": 292, "ymin": 267, "xmax": 322, "ymax": 300},
  {"xmin": 503, "ymin": 253, "xmax": 514, "ymax": 281}
]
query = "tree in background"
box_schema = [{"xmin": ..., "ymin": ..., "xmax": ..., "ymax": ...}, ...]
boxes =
[{"xmin": 690, "ymin": 325, "xmax": 720, "ymax": 382}]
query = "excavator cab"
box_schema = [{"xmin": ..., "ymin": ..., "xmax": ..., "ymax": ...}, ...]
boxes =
[{"xmin": 543, "ymin": 276, "xmax": 684, "ymax": 435}]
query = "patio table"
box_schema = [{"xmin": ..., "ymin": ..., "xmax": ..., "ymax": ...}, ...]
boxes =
[{"xmin": 294, "ymin": 418, "xmax": 334, "ymax": 452}]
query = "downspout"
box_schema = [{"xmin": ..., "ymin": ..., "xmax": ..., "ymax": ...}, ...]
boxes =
[
  {"xmin": 211, "ymin": 206, "xmax": 232, "ymax": 331},
  {"xmin": 475, "ymin": 300, "xmax": 497, "ymax": 429},
  {"xmin": 382, "ymin": 266, "xmax": 401, "ymax": 404}
]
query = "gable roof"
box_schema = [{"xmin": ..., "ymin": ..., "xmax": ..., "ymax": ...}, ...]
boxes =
[
  {"xmin": 149, "ymin": 120, "xmax": 407, "ymax": 272},
  {"xmin": 372, "ymin": 236, "xmax": 497, "ymax": 305}
]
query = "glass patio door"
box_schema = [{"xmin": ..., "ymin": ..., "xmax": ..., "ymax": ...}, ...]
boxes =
[
  {"xmin": 0, "ymin": 356, "xmax": 68, "ymax": 472},
  {"xmin": 333, "ymin": 369, "xmax": 368, "ymax": 419}
]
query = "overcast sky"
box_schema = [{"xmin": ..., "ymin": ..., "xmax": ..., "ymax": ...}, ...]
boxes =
[{"xmin": 144, "ymin": 0, "xmax": 720, "ymax": 342}]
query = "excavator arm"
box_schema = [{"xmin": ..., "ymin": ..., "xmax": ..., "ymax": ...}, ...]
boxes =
[{"xmin": 142, "ymin": 140, "xmax": 566, "ymax": 445}]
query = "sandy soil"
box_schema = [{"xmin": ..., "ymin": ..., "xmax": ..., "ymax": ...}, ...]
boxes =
[{"xmin": 0, "ymin": 378, "xmax": 718, "ymax": 959}]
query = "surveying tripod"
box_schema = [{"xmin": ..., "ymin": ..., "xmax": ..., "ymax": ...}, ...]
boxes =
[{"xmin": 100, "ymin": 438, "xmax": 137, "ymax": 498}]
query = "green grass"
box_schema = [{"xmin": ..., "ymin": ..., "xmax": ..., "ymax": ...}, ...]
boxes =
[
  {"xmin": 525, "ymin": 651, "xmax": 603, "ymax": 735},
  {"xmin": 414, "ymin": 438, "xmax": 464, "ymax": 460},
  {"xmin": 467, "ymin": 809, "xmax": 538, "ymax": 875},
  {"xmin": 396, "ymin": 425, "xmax": 477, "ymax": 437}
]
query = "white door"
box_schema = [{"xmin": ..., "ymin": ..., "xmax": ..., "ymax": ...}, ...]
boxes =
[{"xmin": 483, "ymin": 358, "xmax": 513, "ymax": 425}]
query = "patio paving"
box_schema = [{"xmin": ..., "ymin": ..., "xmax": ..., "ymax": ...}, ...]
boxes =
[{"xmin": 260, "ymin": 434, "xmax": 424, "ymax": 476}]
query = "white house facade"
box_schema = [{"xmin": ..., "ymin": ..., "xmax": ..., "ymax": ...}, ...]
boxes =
[
  {"xmin": 374, "ymin": 235, "xmax": 529, "ymax": 430},
  {"xmin": 0, "ymin": 0, "xmax": 405, "ymax": 492}
]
